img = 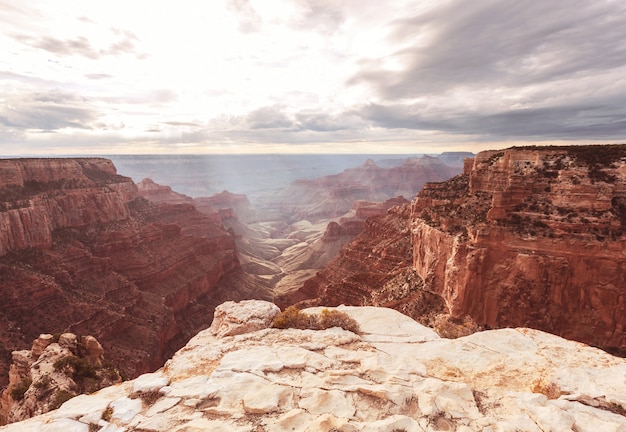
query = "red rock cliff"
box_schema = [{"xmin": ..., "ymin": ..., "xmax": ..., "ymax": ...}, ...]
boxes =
[
  {"xmin": 412, "ymin": 145, "xmax": 626, "ymax": 352},
  {"xmin": 0, "ymin": 158, "xmax": 135, "ymax": 256},
  {"xmin": 0, "ymin": 158, "xmax": 246, "ymax": 394},
  {"xmin": 276, "ymin": 203, "xmax": 446, "ymax": 323}
]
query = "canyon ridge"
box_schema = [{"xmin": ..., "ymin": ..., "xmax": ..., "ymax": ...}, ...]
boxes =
[{"xmin": 0, "ymin": 145, "xmax": 625, "ymax": 427}]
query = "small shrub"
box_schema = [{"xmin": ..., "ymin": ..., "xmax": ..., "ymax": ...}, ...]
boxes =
[
  {"xmin": 53, "ymin": 355, "xmax": 98, "ymax": 379},
  {"xmin": 319, "ymin": 309, "xmax": 360, "ymax": 334},
  {"xmin": 33, "ymin": 374, "xmax": 52, "ymax": 390},
  {"xmin": 273, "ymin": 306, "xmax": 318, "ymax": 330},
  {"xmin": 10, "ymin": 376, "xmax": 32, "ymax": 401},
  {"xmin": 273, "ymin": 306, "xmax": 360, "ymax": 334},
  {"xmin": 49, "ymin": 390, "xmax": 76, "ymax": 410},
  {"xmin": 432, "ymin": 314, "xmax": 481, "ymax": 338}
]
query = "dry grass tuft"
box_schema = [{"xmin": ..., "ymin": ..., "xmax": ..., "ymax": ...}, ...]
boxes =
[{"xmin": 273, "ymin": 306, "xmax": 360, "ymax": 334}]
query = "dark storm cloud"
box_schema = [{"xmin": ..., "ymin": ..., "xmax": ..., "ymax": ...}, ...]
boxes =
[
  {"xmin": 0, "ymin": 90, "xmax": 99, "ymax": 131},
  {"xmin": 360, "ymin": 96, "xmax": 626, "ymax": 140},
  {"xmin": 351, "ymin": 1, "xmax": 626, "ymax": 98},
  {"xmin": 348, "ymin": 0, "xmax": 626, "ymax": 142}
]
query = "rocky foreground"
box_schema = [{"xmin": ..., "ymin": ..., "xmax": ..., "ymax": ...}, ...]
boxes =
[{"xmin": 2, "ymin": 300, "xmax": 625, "ymax": 432}]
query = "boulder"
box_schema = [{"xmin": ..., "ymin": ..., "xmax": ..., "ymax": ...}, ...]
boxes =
[{"xmin": 209, "ymin": 300, "xmax": 280, "ymax": 338}]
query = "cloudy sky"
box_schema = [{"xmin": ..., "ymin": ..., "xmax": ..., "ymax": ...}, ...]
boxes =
[{"xmin": 1, "ymin": 0, "xmax": 625, "ymax": 155}]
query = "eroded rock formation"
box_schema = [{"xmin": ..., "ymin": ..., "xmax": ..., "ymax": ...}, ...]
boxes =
[
  {"xmin": 412, "ymin": 145, "xmax": 626, "ymax": 352},
  {"xmin": 2, "ymin": 300, "xmax": 625, "ymax": 431},
  {"xmin": 0, "ymin": 158, "xmax": 252, "ymax": 399},
  {"xmin": 0, "ymin": 333, "xmax": 120, "ymax": 425},
  {"xmin": 275, "ymin": 202, "xmax": 447, "ymax": 326}
]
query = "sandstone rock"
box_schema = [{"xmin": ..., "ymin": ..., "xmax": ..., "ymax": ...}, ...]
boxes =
[
  {"xmin": 79, "ymin": 336, "xmax": 104, "ymax": 367},
  {"xmin": 57, "ymin": 334, "xmax": 78, "ymax": 352},
  {"xmin": 2, "ymin": 302, "xmax": 625, "ymax": 432},
  {"xmin": 209, "ymin": 300, "xmax": 280, "ymax": 338},
  {"xmin": 0, "ymin": 332, "xmax": 121, "ymax": 425},
  {"xmin": 136, "ymin": 178, "xmax": 194, "ymax": 206},
  {"xmin": 0, "ymin": 157, "xmax": 252, "ymax": 395},
  {"xmin": 411, "ymin": 145, "xmax": 626, "ymax": 351},
  {"xmin": 30, "ymin": 335, "xmax": 54, "ymax": 359}
]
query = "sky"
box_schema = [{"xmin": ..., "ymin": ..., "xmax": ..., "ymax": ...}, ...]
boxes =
[{"xmin": 1, "ymin": 0, "xmax": 625, "ymax": 156}]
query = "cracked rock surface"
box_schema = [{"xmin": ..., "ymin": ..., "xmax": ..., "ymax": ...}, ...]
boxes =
[{"xmin": 2, "ymin": 300, "xmax": 625, "ymax": 432}]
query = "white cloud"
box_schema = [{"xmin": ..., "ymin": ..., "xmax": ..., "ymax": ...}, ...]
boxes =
[{"xmin": 0, "ymin": 0, "xmax": 625, "ymax": 155}]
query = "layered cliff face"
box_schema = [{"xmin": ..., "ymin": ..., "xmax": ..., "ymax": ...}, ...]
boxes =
[
  {"xmin": 0, "ymin": 158, "xmax": 246, "ymax": 399},
  {"xmin": 275, "ymin": 203, "xmax": 448, "ymax": 326},
  {"xmin": 412, "ymin": 145, "xmax": 626, "ymax": 352},
  {"xmin": 0, "ymin": 158, "xmax": 136, "ymax": 256},
  {"xmin": 3, "ymin": 300, "xmax": 626, "ymax": 432},
  {"xmin": 258, "ymin": 155, "xmax": 459, "ymax": 223}
]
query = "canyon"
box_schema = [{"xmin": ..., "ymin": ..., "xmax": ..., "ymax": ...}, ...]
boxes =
[
  {"xmin": 283, "ymin": 145, "xmax": 625, "ymax": 352},
  {"xmin": 0, "ymin": 158, "xmax": 262, "ymax": 406},
  {"xmin": 1, "ymin": 145, "xmax": 625, "ymax": 427},
  {"xmin": 0, "ymin": 154, "xmax": 459, "ymax": 425}
]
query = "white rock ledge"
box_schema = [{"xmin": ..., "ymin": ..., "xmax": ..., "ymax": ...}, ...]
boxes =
[{"xmin": 2, "ymin": 300, "xmax": 625, "ymax": 432}]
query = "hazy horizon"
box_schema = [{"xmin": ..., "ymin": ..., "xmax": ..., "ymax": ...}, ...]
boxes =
[{"xmin": 2, "ymin": 1, "xmax": 625, "ymax": 156}]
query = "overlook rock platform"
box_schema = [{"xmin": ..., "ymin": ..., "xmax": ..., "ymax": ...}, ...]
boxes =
[{"xmin": 2, "ymin": 300, "xmax": 626, "ymax": 431}]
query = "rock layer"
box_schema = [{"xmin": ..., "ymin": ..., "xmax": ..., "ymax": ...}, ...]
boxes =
[
  {"xmin": 2, "ymin": 300, "xmax": 625, "ymax": 432},
  {"xmin": 259, "ymin": 155, "xmax": 459, "ymax": 223},
  {"xmin": 276, "ymin": 203, "xmax": 447, "ymax": 326},
  {"xmin": 412, "ymin": 145, "xmax": 626, "ymax": 352},
  {"xmin": 0, "ymin": 158, "xmax": 250, "ymax": 399}
]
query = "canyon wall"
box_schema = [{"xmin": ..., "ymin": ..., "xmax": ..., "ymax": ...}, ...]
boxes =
[
  {"xmin": 0, "ymin": 158, "xmax": 250, "ymax": 398},
  {"xmin": 412, "ymin": 145, "xmax": 626, "ymax": 351},
  {"xmin": 276, "ymin": 202, "xmax": 447, "ymax": 325},
  {"xmin": 259, "ymin": 155, "xmax": 459, "ymax": 223}
]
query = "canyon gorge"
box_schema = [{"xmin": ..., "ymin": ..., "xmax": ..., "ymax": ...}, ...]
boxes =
[{"xmin": 0, "ymin": 145, "xmax": 625, "ymax": 428}]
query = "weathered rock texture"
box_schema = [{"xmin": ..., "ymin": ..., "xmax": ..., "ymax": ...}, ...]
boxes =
[
  {"xmin": 0, "ymin": 333, "xmax": 120, "ymax": 425},
  {"xmin": 412, "ymin": 145, "xmax": 626, "ymax": 352},
  {"xmin": 0, "ymin": 158, "xmax": 255, "ymax": 400},
  {"xmin": 2, "ymin": 300, "xmax": 625, "ymax": 431}
]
